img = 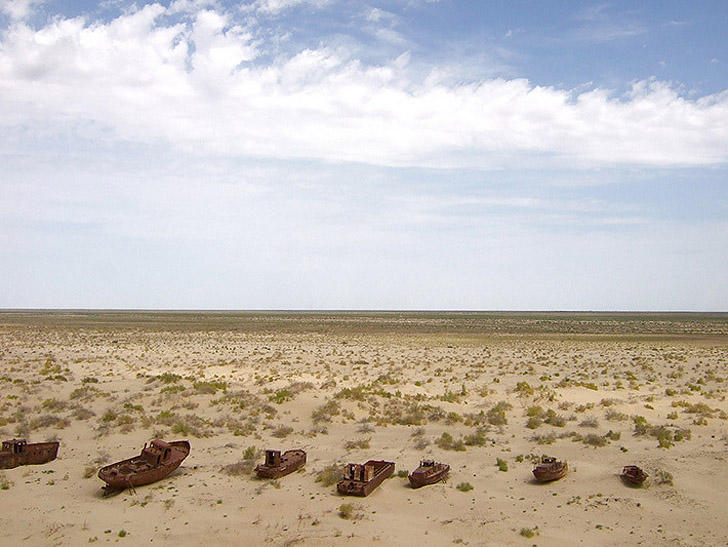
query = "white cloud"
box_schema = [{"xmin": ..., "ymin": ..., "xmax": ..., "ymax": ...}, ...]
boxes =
[
  {"xmin": 0, "ymin": 0, "xmax": 43, "ymax": 20},
  {"xmin": 0, "ymin": 4, "xmax": 726, "ymax": 169},
  {"xmin": 250, "ymin": 0, "xmax": 328, "ymax": 15}
]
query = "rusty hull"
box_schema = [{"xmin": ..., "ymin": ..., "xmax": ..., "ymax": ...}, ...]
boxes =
[
  {"xmin": 255, "ymin": 449, "xmax": 306, "ymax": 479},
  {"xmin": 620, "ymin": 465, "xmax": 648, "ymax": 486},
  {"xmin": 408, "ymin": 460, "xmax": 449, "ymax": 488},
  {"xmin": 0, "ymin": 439, "xmax": 59, "ymax": 469},
  {"xmin": 532, "ymin": 457, "xmax": 568, "ymax": 483},
  {"xmin": 98, "ymin": 439, "xmax": 190, "ymax": 489},
  {"xmin": 337, "ymin": 460, "xmax": 394, "ymax": 497}
]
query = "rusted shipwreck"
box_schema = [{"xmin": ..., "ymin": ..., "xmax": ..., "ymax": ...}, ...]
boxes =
[
  {"xmin": 0, "ymin": 439, "xmax": 59, "ymax": 469},
  {"xmin": 98, "ymin": 439, "xmax": 190, "ymax": 490},
  {"xmin": 408, "ymin": 460, "xmax": 449, "ymax": 488},
  {"xmin": 337, "ymin": 460, "xmax": 394, "ymax": 496},
  {"xmin": 620, "ymin": 465, "xmax": 648, "ymax": 486},
  {"xmin": 255, "ymin": 449, "xmax": 306, "ymax": 479},
  {"xmin": 532, "ymin": 457, "xmax": 568, "ymax": 483}
]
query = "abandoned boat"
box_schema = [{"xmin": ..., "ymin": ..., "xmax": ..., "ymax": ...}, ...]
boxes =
[
  {"xmin": 408, "ymin": 460, "xmax": 449, "ymax": 488},
  {"xmin": 620, "ymin": 465, "xmax": 648, "ymax": 486},
  {"xmin": 0, "ymin": 439, "xmax": 59, "ymax": 469},
  {"xmin": 532, "ymin": 457, "xmax": 568, "ymax": 482},
  {"xmin": 98, "ymin": 439, "xmax": 190, "ymax": 489},
  {"xmin": 337, "ymin": 460, "xmax": 394, "ymax": 497},
  {"xmin": 255, "ymin": 449, "xmax": 306, "ymax": 479}
]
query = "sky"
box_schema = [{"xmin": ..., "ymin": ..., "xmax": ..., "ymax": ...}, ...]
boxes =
[{"xmin": 1, "ymin": 0, "xmax": 727, "ymax": 310}]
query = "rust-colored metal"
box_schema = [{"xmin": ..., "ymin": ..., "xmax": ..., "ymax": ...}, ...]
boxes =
[
  {"xmin": 255, "ymin": 449, "xmax": 306, "ymax": 479},
  {"xmin": 532, "ymin": 457, "xmax": 568, "ymax": 483},
  {"xmin": 620, "ymin": 465, "xmax": 648, "ymax": 486},
  {"xmin": 408, "ymin": 459, "xmax": 449, "ymax": 488},
  {"xmin": 337, "ymin": 459, "xmax": 394, "ymax": 496},
  {"xmin": 97, "ymin": 439, "xmax": 190, "ymax": 489},
  {"xmin": 0, "ymin": 439, "xmax": 59, "ymax": 469}
]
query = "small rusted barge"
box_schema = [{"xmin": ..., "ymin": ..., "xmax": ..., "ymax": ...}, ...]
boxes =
[
  {"xmin": 337, "ymin": 460, "xmax": 394, "ymax": 497},
  {"xmin": 0, "ymin": 439, "xmax": 59, "ymax": 469},
  {"xmin": 98, "ymin": 439, "xmax": 189, "ymax": 489},
  {"xmin": 255, "ymin": 449, "xmax": 306, "ymax": 479},
  {"xmin": 532, "ymin": 457, "xmax": 568, "ymax": 483},
  {"xmin": 620, "ymin": 465, "xmax": 648, "ymax": 486},
  {"xmin": 408, "ymin": 460, "xmax": 449, "ymax": 488}
]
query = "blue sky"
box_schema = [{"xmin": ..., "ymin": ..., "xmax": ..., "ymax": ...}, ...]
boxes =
[{"xmin": 1, "ymin": 0, "xmax": 727, "ymax": 310}]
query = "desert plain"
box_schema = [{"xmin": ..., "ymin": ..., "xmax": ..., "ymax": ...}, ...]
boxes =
[{"xmin": 1, "ymin": 311, "xmax": 727, "ymax": 546}]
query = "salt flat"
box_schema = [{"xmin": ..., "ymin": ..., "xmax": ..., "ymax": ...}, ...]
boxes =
[{"xmin": 1, "ymin": 311, "xmax": 727, "ymax": 546}]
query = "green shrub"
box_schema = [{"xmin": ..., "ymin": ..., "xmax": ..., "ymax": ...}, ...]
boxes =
[
  {"xmin": 455, "ymin": 482, "xmax": 473, "ymax": 492},
  {"xmin": 316, "ymin": 464, "xmax": 344, "ymax": 487},
  {"xmin": 338, "ymin": 503, "xmax": 354, "ymax": 519}
]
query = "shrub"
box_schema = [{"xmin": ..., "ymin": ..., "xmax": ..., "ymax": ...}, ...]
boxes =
[
  {"xmin": 532, "ymin": 433, "xmax": 555, "ymax": 445},
  {"xmin": 486, "ymin": 401, "xmax": 512, "ymax": 426},
  {"xmin": 268, "ymin": 389, "xmax": 292, "ymax": 404},
  {"xmin": 463, "ymin": 428, "xmax": 488, "ymax": 446},
  {"xmin": 316, "ymin": 464, "xmax": 344, "ymax": 487},
  {"xmin": 496, "ymin": 458, "xmax": 508, "ymax": 472},
  {"xmin": 455, "ymin": 482, "xmax": 473, "ymax": 492},
  {"xmin": 271, "ymin": 425, "xmax": 293, "ymax": 438},
  {"xmin": 312, "ymin": 400, "xmax": 340, "ymax": 423},
  {"xmin": 338, "ymin": 503, "xmax": 354, "ymax": 519},
  {"xmin": 605, "ymin": 409, "xmax": 628, "ymax": 421},
  {"xmin": 655, "ymin": 469, "xmax": 673, "ymax": 486},
  {"xmin": 344, "ymin": 438, "xmax": 370, "ymax": 450},
  {"xmin": 544, "ymin": 409, "xmax": 566, "ymax": 427},
  {"xmin": 436, "ymin": 432, "xmax": 466, "ymax": 451},
  {"xmin": 582, "ymin": 434, "xmax": 607, "ymax": 447}
]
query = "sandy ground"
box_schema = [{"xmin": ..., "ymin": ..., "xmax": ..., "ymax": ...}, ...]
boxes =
[{"xmin": 0, "ymin": 312, "xmax": 727, "ymax": 546}]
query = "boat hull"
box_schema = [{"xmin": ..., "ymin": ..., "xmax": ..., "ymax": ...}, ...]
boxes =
[
  {"xmin": 337, "ymin": 460, "xmax": 394, "ymax": 497},
  {"xmin": 532, "ymin": 461, "xmax": 568, "ymax": 482},
  {"xmin": 0, "ymin": 441, "xmax": 59, "ymax": 469},
  {"xmin": 408, "ymin": 463, "xmax": 449, "ymax": 488},
  {"xmin": 98, "ymin": 440, "xmax": 190, "ymax": 489},
  {"xmin": 255, "ymin": 449, "xmax": 306, "ymax": 479},
  {"xmin": 620, "ymin": 466, "xmax": 648, "ymax": 486}
]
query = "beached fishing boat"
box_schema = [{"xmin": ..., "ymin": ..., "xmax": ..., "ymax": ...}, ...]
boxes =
[
  {"xmin": 255, "ymin": 449, "xmax": 306, "ymax": 479},
  {"xmin": 98, "ymin": 439, "xmax": 189, "ymax": 489},
  {"xmin": 0, "ymin": 439, "xmax": 59, "ymax": 469},
  {"xmin": 620, "ymin": 465, "xmax": 648, "ymax": 486},
  {"xmin": 408, "ymin": 460, "xmax": 449, "ymax": 488},
  {"xmin": 337, "ymin": 460, "xmax": 394, "ymax": 496},
  {"xmin": 532, "ymin": 457, "xmax": 568, "ymax": 482}
]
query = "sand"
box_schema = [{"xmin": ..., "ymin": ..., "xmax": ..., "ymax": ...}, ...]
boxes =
[{"xmin": 0, "ymin": 311, "xmax": 727, "ymax": 546}]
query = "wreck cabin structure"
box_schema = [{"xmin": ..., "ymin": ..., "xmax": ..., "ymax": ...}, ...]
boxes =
[
  {"xmin": 0, "ymin": 439, "xmax": 60, "ymax": 469},
  {"xmin": 337, "ymin": 460, "xmax": 394, "ymax": 497}
]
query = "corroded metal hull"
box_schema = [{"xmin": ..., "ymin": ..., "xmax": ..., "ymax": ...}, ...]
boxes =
[
  {"xmin": 408, "ymin": 461, "xmax": 449, "ymax": 488},
  {"xmin": 620, "ymin": 465, "xmax": 648, "ymax": 486},
  {"xmin": 255, "ymin": 449, "xmax": 306, "ymax": 479},
  {"xmin": 0, "ymin": 440, "xmax": 59, "ymax": 469},
  {"xmin": 337, "ymin": 460, "xmax": 394, "ymax": 497},
  {"xmin": 98, "ymin": 439, "xmax": 190, "ymax": 489},
  {"xmin": 532, "ymin": 458, "xmax": 567, "ymax": 482}
]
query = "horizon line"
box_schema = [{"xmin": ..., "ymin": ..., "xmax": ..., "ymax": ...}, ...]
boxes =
[{"xmin": 1, "ymin": 308, "xmax": 727, "ymax": 314}]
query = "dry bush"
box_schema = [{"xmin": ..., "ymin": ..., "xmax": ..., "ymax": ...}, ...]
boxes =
[{"xmin": 316, "ymin": 464, "xmax": 344, "ymax": 487}]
